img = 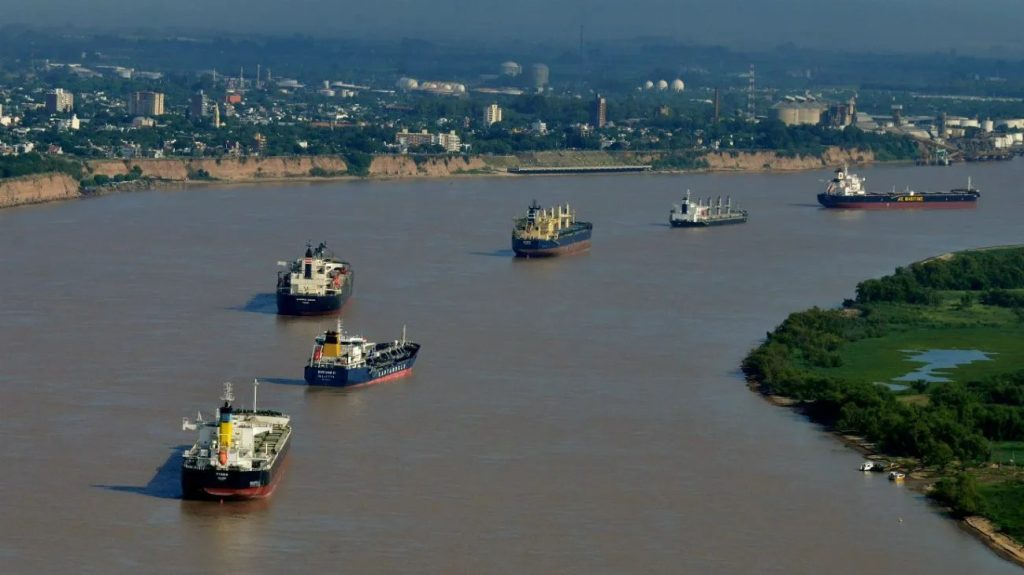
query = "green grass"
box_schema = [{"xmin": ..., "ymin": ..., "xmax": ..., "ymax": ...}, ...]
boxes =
[
  {"xmin": 866, "ymin": 299, "xmax": 1019, "ymax": 327},
  {"xmin": 805, "ymin": 297, "xmax": 1024, "ymax": 386},
  {"xmin": 745, "ymin": 249, "xmax": 1024, "ymax": 546},
  {"xmin": 990, "ymin": 442, "xmax": 1024, "ymax": 465},
  {"xmin": 820, "ymin": 324, "xmax": 1024, "ymax": 384},
  {"xmin": 978, "ymin": 480, "xmax": 1024, "ymax": 541}
]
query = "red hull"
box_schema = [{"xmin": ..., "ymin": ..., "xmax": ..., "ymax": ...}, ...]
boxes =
[
  {"xmin": 204, "ymin": 483, "xmax": 278, "ymax": 499},
  {"xmin": 344, "ymin": 368, "xmax": 413, "ymax": 389}
]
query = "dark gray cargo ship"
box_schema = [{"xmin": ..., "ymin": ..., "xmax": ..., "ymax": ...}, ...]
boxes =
[
  {"xmin": 670, "ymin": 192, "xmax": 748, "ymax": 227},
  {"xmin": 276, "ymin": 242, "xmax": 354, "ymax": 315},
  {"xmin": 818, "ymin": 165, "xmax": 979, "ymax": 208}
]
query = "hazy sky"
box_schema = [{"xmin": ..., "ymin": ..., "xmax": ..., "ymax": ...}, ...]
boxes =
[{"xmin": 5, "ymin": 0, "xmax": 1024, "ymax": 55}]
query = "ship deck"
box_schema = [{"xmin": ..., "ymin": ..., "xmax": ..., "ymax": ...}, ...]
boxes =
[{"xmin": 253, "ymin": 427, "xmax": 288, "ymax": 456}]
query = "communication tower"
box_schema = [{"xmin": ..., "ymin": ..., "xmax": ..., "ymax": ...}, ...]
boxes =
[{"xmin": 746, "ymin": 64, "xmax": 756, "ymax": 121}]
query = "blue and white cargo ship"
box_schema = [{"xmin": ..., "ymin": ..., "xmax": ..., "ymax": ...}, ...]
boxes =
[{"xmin": 304, "ymin": 321, "xmax": 421, "ymax": 387}]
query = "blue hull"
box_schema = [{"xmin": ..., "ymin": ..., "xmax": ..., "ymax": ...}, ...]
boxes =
[
  {"xmin": 304, "ymin": 344, "xmax": 420, "ymax": 387},
  {"xmin": 512, "ymin": 226, "xmax": 593, "ymax": 258}
]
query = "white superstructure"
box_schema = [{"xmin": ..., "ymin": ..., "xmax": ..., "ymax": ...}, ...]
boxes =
[
  {"xmin": 181, "ymin": 381, "xmax": 290, "ymax": 472},
  {"xmin": 277, "ymin": 242, "xmax": 351, "ymax": 297},
  {"xmin": 670, "ymin": 191, "xmax": 747, "ymax": 226},
  {"xmin": 824, "ymin": 165, "xmax": 867, "ymax": 196}
]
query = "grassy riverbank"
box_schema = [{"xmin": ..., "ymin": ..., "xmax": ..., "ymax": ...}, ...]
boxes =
[{"xmin": 742, "ymin": 246, "xmax": 1024, "ymax": 562}]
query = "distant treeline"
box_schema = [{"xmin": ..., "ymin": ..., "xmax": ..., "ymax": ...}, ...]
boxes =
[
  {"xmin": 857, "ymin": 249, "xmax": 1024, "ymax": 304},
  {"xmin": 748, "ymin": 121, "xmax": 919, "ymax": 161},
  {"xmin": 742, "ymin": 247, "xmax": 1024, "ymax": 469},
  {"xmin": 0, "ymin": 153, "xmax": 83, "ymax": 180}
]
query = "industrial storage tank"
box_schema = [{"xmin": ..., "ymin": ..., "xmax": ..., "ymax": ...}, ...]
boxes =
[
  {"xmin": 395, "ymin": 77, "xmax": 419, "ymax": 90},
  {"xmin": 656, "ymin": 79, "xmax": 669, "ymax": 90},
  {"xmin": 776, "ymin": 105, "xmax": 801, "ymax": 126},
  {"xmin": 671, "ymin": 79, "xmax": 685, "ymax": 92},
  {"xmin": 530, "ymin": 63, "xmax": 550, "ymax": 89},
  {"xmin": 797, "ymin": 106, "xmax": 822, "ymax": 125},
  {"xmin": 774, "ymin": 102, "xmax": 824, "ymax": 126},
  {"xmin": 500, "ymin": 61, "xmax": 522, "ymax": 77},
  {"xmin": 643, "ymin": 80, "xmax": 654, "ymax": 90}
]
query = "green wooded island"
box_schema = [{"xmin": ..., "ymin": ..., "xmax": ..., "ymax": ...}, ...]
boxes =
[{"xmin": 742, "ymin": 246, "xmax": 1024, "ymax": 562}]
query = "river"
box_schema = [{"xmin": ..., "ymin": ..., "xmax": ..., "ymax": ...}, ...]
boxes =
[{"xmin": 1, "ymin": 160, "xmax": 1022, "ymax": 573}]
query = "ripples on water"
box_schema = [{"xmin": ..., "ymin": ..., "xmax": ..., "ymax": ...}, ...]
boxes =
[{"xmin": 1, "ymin": 162, "xmax": 1022, "ymax": 573}]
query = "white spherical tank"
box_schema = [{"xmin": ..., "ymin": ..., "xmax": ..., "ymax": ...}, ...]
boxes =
[
  {"xmin": 644, "ymin": 80, "xmax": 654, "ymax": 90},
  {"xmin": 656, "ymin": 79, "xmax": 669, "ymax": 90},
  {"xmin": 671, "ymin": 79, "xmax": 685, "ymax": 92},
  {"xmin": 396, "ymin": 77, "xmax": 419, "ymax": 90}
]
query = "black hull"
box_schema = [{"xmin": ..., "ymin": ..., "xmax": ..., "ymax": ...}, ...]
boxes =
[
  {"xmin": 670, "ymin": 216, "xmax": 748, "ymax": 228},
  {"xmin": 277, "ymin": 280, "xmax": 353, "ymax": 316},
  {"xmin": 181, "ymin": 439, "xmax": 290, "ymax": 500},
  {"xmin": 817, "ymin": 191, "xmax": 979, "ymax": 209}
]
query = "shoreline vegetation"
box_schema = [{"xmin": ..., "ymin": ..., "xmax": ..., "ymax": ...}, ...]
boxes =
[
  {"xmin": 0, "ymin": 146, "xmax": 876, "ymax": 209},
  {"xmin": 742, "ymin": 246, "xmax": 1024, "ymax": 567}
]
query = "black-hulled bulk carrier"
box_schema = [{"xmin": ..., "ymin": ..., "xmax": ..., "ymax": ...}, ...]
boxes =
[
  {"xmin": 276, "ymin": 242, "xmax": 353, "ymax": 315},
  {"xmin": 181, "ymin": 382, "xmax": 291, "ymax": 500},
  {"xmin": 818, "ymin": 165, "xmax": 979, "ymax": 208},
  {"xmin": 670, "ymin": 192, "xmax": 748, "ymax": 227}
]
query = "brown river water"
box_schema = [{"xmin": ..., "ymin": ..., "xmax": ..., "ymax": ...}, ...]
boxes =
[{"xmin": 1, "ymin": 160, "xmax": 1023, "ymax": 573}]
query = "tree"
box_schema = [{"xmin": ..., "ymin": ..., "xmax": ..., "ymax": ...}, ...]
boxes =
[{"xmin": 932, "ymin": 472, "xmax": 983, "ymax": 517}]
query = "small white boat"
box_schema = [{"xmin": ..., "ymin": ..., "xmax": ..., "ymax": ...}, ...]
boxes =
[{"xmin": 888, "ymin": 471, "xmax": 906, "ymax": 482}]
